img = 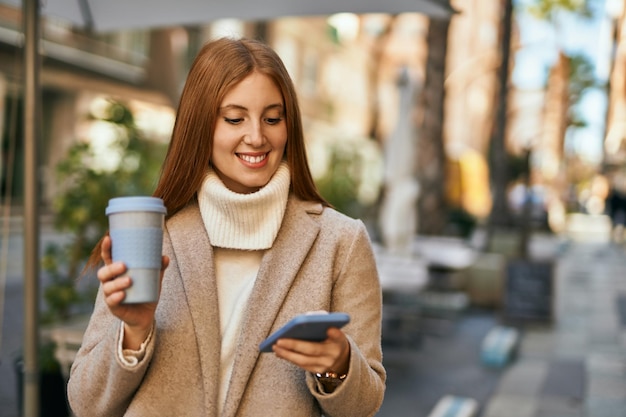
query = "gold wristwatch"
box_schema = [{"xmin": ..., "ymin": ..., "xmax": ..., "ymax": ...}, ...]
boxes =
[{"xmin": 315, "ymin": 372, "xmax": 347, "ymax": 391}]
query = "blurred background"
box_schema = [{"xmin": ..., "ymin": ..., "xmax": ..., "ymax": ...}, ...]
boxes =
[{"xmin": 2, "ymin": 0, "xmax": 626, "ymax": 416}]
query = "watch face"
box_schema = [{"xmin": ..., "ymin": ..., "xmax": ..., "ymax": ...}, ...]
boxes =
[
  {"xmin": 318, "ymin": 378, "xmax": 340, "ymax": 390},
  {"xmin": 315, "ymin": 372, "xmax": 346, "ymax": 390},
  {"xmin": 316, "ymin": 372, "xmax": 346, "ymax": 380}
]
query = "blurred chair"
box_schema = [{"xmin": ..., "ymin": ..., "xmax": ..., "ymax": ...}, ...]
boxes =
[
  {"xmin": 374, "ymin": 244, "xmax": 429, "ymax": 348},
  {"xmin": 44, "ymin": 316, "xmax": 89, "ymax": 380}
]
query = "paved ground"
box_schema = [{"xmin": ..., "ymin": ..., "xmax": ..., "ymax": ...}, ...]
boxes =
[
  {"xmin": 480, "ymin": 241, "xmax": 626, "ymax": 417},
  {"xmin": 2, "ymin": 215, "xmax": 626, "ymax": 416},
  {"xmin": 377, "ymin": 308, "xmax": 503, "ymax": 416},
  {"xmin": 379, "ymin": 223, "xmax": 626, "ymax": 417}
]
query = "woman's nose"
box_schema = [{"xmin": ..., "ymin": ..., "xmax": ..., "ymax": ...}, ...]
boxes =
[{"xmin": 243, "ymin": 122, "xmax": 264, "ymax": 146}]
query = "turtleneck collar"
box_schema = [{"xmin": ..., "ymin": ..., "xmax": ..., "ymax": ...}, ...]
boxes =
[{"xmin": 198, "ymin": 162, "xmax": 290, "ymax": 250}]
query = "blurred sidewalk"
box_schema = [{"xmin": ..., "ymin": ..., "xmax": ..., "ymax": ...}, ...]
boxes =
[
  {"xmin": 482, "ymin": 238, "xmax": 626, "ymax": 416},
  {"xmin": 379, "ymin": 214, "xmax": 626, "ymax": 417}
]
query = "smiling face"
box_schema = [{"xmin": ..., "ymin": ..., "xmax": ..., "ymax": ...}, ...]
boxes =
[{"xmin": 211, "ymin": 71, "xmax": 288, "ymax": 194}]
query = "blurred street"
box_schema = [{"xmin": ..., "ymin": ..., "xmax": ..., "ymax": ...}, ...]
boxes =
[
  {"xmin": 0, "ymin": 1, "xmax": 624, "ymax": 416},
  {"xmin": 2, "ymin": 215, "xmax": 626, "ymax": 416},
  {"xmin": 378, "ymin": 216, "xmax": 626, "ymax": 417}
]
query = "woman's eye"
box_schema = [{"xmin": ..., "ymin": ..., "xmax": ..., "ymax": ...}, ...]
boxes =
[
  {"xmin": 224, "ymin": 118, "xmax": 243, "ymax": 124},
  {"xmin": 265, "ymin": 117, "xmax": 283, "ymax": 125}
]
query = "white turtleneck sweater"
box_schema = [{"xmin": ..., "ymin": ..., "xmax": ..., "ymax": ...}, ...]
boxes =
[{"xmin": 197, "ymin": 162, "xmax": 290, "ymax": 414}]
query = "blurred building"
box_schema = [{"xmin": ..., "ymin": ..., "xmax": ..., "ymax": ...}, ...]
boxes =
[
  {"xmin": 0, "ymin": 2, "xmax": 509, "ymax": 236},
  {"xmin": 0, "ymin": 3, "xmax": 173, "ymax": 208},
  {"xmin": 0, "ymin": 7, "xmax": 414, "ymax": 213},
  {"xmin": 605, "ymin": 0, "xmax": 626, "ymax": 167},
  {"xmin": 0, "ymin": 7, "xmax": 386, "ymax": 213}
]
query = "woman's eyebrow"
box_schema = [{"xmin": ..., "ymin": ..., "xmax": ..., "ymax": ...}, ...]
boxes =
[
  {"xmin": 219, "ymin": 103, "xmax": 284, "ymax": 112},
  {"xmin": 264, "ymin": 103, "xmax": 284, "ymax": 111},
  {"xmin": 219, "ymin": 104, "xmax": 247, "ymax": 111}
]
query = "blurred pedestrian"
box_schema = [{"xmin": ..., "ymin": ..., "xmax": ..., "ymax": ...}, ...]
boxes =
[
  {"xmin": 66, "ymin": 37, "xmax": 386, "ymax": 417},
  {"xmin": 606, "ymin": 175, "xmax": 626, "ymax": 243}
]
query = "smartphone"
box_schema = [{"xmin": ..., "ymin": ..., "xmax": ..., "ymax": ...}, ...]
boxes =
[{"xmin": 259, "ymin": 312, "xmax": 350, "ymax": 352}]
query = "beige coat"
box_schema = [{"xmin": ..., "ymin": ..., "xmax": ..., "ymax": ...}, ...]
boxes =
[{"xmin": 67, "ymin": 196, "xmax": 386, "ymax": 417}]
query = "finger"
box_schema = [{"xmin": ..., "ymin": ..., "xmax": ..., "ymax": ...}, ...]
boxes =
[
  {"xmin": 102, "ymin": 275, "xmax": 131, "ymax": 297},
  {"xmin": 101, "ymin": 275, "xmax": 131, "ymax": 307},
  {"xmin": 101, "ymin": 235, "xmax": 113, "ymax": 265},
  {"xmin": 274, "ymin": 334, "xmax": 338, "ymax": 356},
  {"xmin": 97, "ymin": 261, "xmax": 127, "ymax": 284},
  {"xmin": 161, "ymin": 255, "xmax": 170, "ymax": 271},
  {"xmin": 274, "ymin": 339, "xmax": 332, "ymax": 362},
  {"xmin": 104, "ymin": 287, "xmax": 126, "ymax": 306},
  {"xmin": 274, "ymin": 338, "xmax": 316, "ymax": 354},
  {"xmin": 156, "ymin": 255, "xmax": 170, "ymax": 297},
  {"xmin": 272, "ymin": 343, "xmax": 333, "ymax": 374},
  {"xmin": 325, "ymin": 327, "xmax": 344, "ymax": 342},
  {"xmin": 323, "ymin": 329, "xmax": 351, "ymax": 374}
]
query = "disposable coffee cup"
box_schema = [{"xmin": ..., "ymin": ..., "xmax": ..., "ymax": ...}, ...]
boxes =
[{"xmin": 105, "ymin": 196, "xmax": 167, "ymax": 304}]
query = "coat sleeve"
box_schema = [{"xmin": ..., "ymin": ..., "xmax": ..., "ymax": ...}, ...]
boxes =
[
  {"xmin": 307, "ymin": 219, "xmax": 386, "ymax": 417},
  {"xmin": 66, "ymin": 284, "xmax": 158, "ymax": 417},
  {"xmin": 65, "ymin": 232, "xmax": 173, "ymax": 417}
]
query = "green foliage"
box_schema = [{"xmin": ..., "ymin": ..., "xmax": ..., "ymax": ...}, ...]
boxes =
[
  {"xmin": 38, "ymin": 340, "xmax": 62, "ymax": 373},
  {"xmin": 13, "ymin": 339, "xmax": 62, "ymax": 373},
  {"xmin": 41, "ymin": 245, "xmax": 84, "ymax": 324},
  {"xmin": 42, "ymin": 99, "xmax": 168, "ymax": 323},
  {"xmin": 447, "ymin": 207, "xmax": 478, "ymax": 238},
  {"xmin": 568, "ymin": 54, "xmax": 598, "ymax": 96},
  {"xmin": 507, "ymin": 152, "xmax": 531, "ymax": 182},
  {"xmin": 314, "ymin": 140, "xmax": 381, "ymax": 219},
  {"xmin": 315, "ymin": 145, "xmax": 360, "ymax": 215},
  {"xmin": 528, "ymin": 0, "xmax": 593, "ymax": 20},
  {"xmin": 567, "ymin": 53, "xmax": 601, "ymax": 127}
]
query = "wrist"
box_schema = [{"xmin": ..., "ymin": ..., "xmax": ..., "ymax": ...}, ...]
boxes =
[
  {"xmin": 122, "ymin": 322, "xmax": 153, "ymax": 350},
  {"xmin": 315, "ymin": 371, "xmax": 347, "ymax": 392}
]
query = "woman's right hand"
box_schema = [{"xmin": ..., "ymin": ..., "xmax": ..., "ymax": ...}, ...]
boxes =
[{"xmin": 97, "ymin": 235, "xmax": 170, "ymax": 350}]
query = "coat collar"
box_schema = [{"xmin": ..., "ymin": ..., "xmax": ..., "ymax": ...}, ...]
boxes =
[{"xmin": 167, "ymin": 196, "xmax": 323, "ymax": 416}]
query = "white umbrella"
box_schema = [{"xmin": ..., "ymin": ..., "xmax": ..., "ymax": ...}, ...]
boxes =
[
  {"xmin": 379, "ymin": 67, "xmax": 420, "ymax": 256},
  {"xmin": 2, "ymin": 0, "xmax": 455, "ymax": 31},
  {"xmin": 2, "ymin": 1, "xmax": 455, "ymax": 416}
]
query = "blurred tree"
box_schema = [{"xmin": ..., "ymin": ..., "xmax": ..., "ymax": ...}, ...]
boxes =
[
  {"xmin": 604, "ymin": 2, "xmax": 626, "ymax": 167},
  {"xmin": 488, "ymin": 0, "xmax": 514, "ymax": 232},
  {"xmin": 367, "ymin": 16, "xmax": 396, "ymax": 143},
  {"xmin": 541, "ymin": 52, "xmax": 597, "ymax": 162},
  {"xmin": 490, "ymin": 0, "xmax": 598, "ymax": 256},
  {"xmin": 524, "ymin": 0, "xmax": 598, "ymax": 152},
  {"xmin": 41, "ymin": 99, "xmax": 167, "ymax": 323},
  {"xmin": 526, "ymin": 0, "xmax": 599, "ymax": 192},
  {"xmin": 315, "ymin": 136, "xmax": 382, "ymax": 220},
  {"xmin": 565, "ymin": 53, "xmax": 600, "ymax": 130},
  {"xmin": 417, "ymin": 16, "xmax": 450, "ymax": 235},
  {"xmin": 528, "ymin": 0, "xmax": 592, "ymax": 19}
]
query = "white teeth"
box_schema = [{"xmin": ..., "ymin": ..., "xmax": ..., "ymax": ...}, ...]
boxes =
[{"xmin": 239, "ymin": 154, "xmax": 266, "ymax": 163}]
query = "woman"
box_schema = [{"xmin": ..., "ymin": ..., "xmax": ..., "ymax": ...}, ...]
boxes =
[{"xmin": 67, "ymin": 37, "xmax": 386, "ymax": 417}]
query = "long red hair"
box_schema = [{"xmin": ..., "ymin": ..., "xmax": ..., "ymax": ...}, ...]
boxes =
[
  {"xmin": 86, "ymin": 37, "xmax": 327, "ymax": 270},
  {"xmin": 155, "ymin": 37, "xmax": 327, "ymax": 216}
]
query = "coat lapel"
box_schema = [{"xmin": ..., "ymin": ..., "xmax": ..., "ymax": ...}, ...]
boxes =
[
  {"xmin": 222, "ymin": 197, "xmax": 322, "ymax": 416},
  {"xmin": 166, "ymin": 203, "xmax": 222, "ymax": 415}
]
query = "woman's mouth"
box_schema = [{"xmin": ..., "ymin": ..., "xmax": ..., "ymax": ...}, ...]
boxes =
[{"xmin": 237, "ymin": 153, "xmax": 268, "ymax": 164}]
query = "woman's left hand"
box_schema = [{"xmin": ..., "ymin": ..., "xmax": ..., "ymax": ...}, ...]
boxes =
[{"xmin": 272, "ymin": 327, "xmax": 350, "ymax": 377}]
